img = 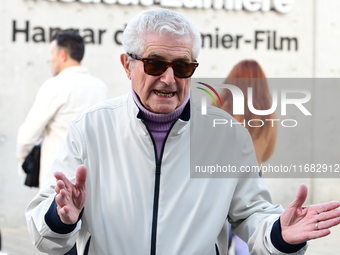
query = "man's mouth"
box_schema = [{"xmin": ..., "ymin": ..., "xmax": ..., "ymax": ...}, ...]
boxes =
[{"xmin": 154, "ymin": 90, "xmax": 175, "ymax": 98}]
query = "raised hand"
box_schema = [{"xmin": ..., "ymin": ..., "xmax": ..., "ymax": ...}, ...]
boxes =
[
  {"xmin": 281, "ymin": 184, "xmax": 340, "ymax": 245},
  {"xmin": 54, "ymin": 165, "xmax": 87, "ymax": 225}
]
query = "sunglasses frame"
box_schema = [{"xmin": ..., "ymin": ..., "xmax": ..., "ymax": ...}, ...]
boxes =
[{"xmin": 127, "ymin": 53, "xmax": 199, "ymax": 78}]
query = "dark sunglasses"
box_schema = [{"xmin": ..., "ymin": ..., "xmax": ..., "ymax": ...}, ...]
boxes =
[{"xmin": 127, "ymin": 53, "xmax": 199, "ymax": 78}]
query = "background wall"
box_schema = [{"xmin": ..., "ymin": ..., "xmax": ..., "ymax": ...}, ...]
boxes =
[{"xmin": 0, "ymin": 0, "xmax": 339, "ymax": 227}]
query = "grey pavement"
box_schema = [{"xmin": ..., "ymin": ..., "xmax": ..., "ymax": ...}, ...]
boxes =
[
  {"xmin": 1, "ymin": 225, "xmax": 340, "ymax": 255},
  {"xmin": 1, "ymin": 227, "xmax": 46, "ymax": 255}
]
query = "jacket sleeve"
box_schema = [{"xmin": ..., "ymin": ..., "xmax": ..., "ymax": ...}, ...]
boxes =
[
  {"xmin": 228, "ymin": 131, "xmax": 307, "ymax": 255},
  {"xmin": 25, "ymin": 121, "xmax": 86, "ymax": 254},
  {"xmin": 16, "ymin": 79, "xmax": 63, "ymax": 166}
]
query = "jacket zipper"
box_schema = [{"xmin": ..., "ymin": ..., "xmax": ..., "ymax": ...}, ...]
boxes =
[
  {"xmin": 83, "ymin": 236, "xmax": 91, "ymax": 255},
  {"xmin": 215, "ymin": 244, "xmax": 220, "ymax": 255},
  {"xmin": 142, "ymin": 119, "xmax": 178, "ymax": 255},
  {"xmin": 150, "ymin": 162, "xmax": 161, "ymax": 255}
]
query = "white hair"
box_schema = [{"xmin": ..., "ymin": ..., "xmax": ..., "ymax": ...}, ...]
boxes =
[{"xmin": 122, "ymin": 9, "xmax": 201, "ymax": 60}]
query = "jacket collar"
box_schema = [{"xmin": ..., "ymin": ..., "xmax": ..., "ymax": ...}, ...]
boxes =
[
  {"xmin": 57, "ymin": 66, "xmax": 89, "ymax": 77},
  {"xmin": 127, "ymin": 93, "xmax": 190, "ymax": 137}
]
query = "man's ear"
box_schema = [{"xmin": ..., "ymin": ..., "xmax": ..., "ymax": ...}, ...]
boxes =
[
  {"xmin": 59, "ymin": 49, "xmax": 68, "ymax": 62},
  {"xmin": 120, "ymin": 53, "xmax": 132, "ymax": 80}
]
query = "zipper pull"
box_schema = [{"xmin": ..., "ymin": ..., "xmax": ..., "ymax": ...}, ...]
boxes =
[{"xmin": 156, "ymin": 164, "xmax": 161, "ymax": 174}]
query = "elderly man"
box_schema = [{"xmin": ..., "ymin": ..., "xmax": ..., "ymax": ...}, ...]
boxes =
[{"xmin": 26, "ymin": 9, "xmax": 340, "ymax": 255}]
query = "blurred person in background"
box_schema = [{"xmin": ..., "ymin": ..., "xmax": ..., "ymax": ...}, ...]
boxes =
[
  {"xmin": 219, "ymin": 59, "xmax": 277, "ymax": 165},
  {"xmin": 217, "ymin": 59, "xmax": 277, "ymax": 255},
  {"xmin": 16, "ymin": 29, "xmax": 108, "ymax": 255}
]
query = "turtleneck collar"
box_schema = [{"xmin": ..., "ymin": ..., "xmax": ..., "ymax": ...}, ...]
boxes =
[{"xmin": 131, "ymin": 87, "xmax": 190, "ymax": 131}]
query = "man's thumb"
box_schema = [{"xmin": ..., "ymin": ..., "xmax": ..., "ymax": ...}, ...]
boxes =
[
  {"xmin": 76, "ymin": 165, "xmax": 87, "ymax": 188},
  {"xmin": 290, "ymin": 184, "xmax": 308, "ymax": 208}
]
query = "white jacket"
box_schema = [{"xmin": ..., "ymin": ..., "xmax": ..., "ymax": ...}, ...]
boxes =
[
  {"xmin": 16, "ymin": 66, "xmax": 108, "ymax": 184},
  {"xmin": 25, "ymin": 93, "xmax": 307, "ymax": 255}
]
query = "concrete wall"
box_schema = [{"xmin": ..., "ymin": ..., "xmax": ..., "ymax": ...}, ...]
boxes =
[{"xmin": 0, "ymin": 0, "xmax": 339, "ymax": 227}]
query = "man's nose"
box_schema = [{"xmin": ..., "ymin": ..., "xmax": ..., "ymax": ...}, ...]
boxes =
[{"xmin": 160, "ymin": 67, "xmax": 176, "ymax": 85}]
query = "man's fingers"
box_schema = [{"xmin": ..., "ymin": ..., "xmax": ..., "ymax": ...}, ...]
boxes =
[
  {"xmin": 316, "ymin": 217, "xmax": 340, "ymax": 231},
  {"xmin": 307, "ymin": 229, "xmax": 331, "ymax": 240},
  {"xmin": 317, "ymin": 208, "xmax": 340, "ymax": 222},
  {"xmin": 290, "ymin": 184, "xmax": 308, "ymax": 208},
  {"xmin": 59, "ymin": 205, "xmax": 69, "ymax": 215},
  {"xmin": 53, "ymin": 165, "xmax": 87, "ymax": 225},
  {"xmin": 313, "ymin": 201, "xmax": 340, "ymax": 214},
  {"xmin": 54, "ymin": 171, "xmax": 74, "ymax": 190},
  {"xmin": 75, "ymin": 165, "xmax": 87, "ymax": 190},
  {"xmin": 55, "ymin": 188, "xmax": 67, "ymax": 207},
  {"xmin": 58, "ymin": 205, "xmax": 74, "ymax": 224},
  {"xmin": 55, "ymin": 180, "xmax": 65, "ymax": 194}
]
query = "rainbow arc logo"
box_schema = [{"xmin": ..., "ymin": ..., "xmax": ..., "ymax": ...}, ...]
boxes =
[
  {"xmin": 196, "ymin": 82, "xmax": 222, "ymax": 106},
  {"xmin": 196, "ymin": 82, "xmax": 222, "ymax": 107}
]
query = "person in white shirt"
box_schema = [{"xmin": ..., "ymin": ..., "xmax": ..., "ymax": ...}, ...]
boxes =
[{"xmin": 16, "ymin": 29, "xmax": 108, "ymax": 187}]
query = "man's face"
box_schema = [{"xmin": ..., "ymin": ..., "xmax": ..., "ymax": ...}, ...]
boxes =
[
  {"xmin": 127, "ymin": 33, "xmax": 194, "ymax": 114},
  {"xmin": 50, "ymin": 40, "xmax": 62, "ymax": 76}
]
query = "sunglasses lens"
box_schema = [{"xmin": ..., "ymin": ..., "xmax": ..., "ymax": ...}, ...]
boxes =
[
  {"xmin": 144, "ymin": 60, "xmax": 167, "ymax": 76},
  {"xmin": 173, "ymin": 62, "xmax": 196, "ymax": 78},
  {"xmin": 140, "ymin": 57, "xmax": 197, "ymax": 78}
]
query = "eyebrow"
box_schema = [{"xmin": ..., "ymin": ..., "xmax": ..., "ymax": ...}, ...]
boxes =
[{"xmin": 146, "ymin": 53, "xmax": 192, "ymax": 62}]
